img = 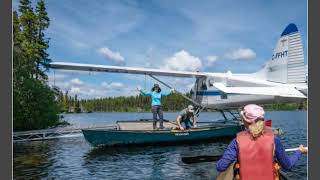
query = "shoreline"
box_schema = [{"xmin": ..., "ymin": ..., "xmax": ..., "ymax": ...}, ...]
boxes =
[{"xmin": 63, "ymin": 109, "xmax": 307, "ymax": 114}]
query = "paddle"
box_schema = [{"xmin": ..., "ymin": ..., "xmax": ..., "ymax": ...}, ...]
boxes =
[
  {"xmin": 181, "ymin": 155, "xmax": 222, "ymax": 164},
  {"xmin": 285, "ymin": 147, "xmax": 308, "ymax": 152},
  {"xmin": 163, "ymin": 119, "xmax": 179, "ymax": 126},
  {"xmin": 181, "ymin": 147, "xmax": 308, "ymax": 164}
]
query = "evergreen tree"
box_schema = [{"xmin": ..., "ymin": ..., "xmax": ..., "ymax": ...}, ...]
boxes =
[
  {"xmin": 19, "ymin": 0, "xmax": 39, "ymax": 78},
  {"xmin": 74, "ymin": 94, "xmax": 81, "ymax": 113},
  {"xmin": 13, "ymin": 10, "xmax": 24, "ymax": 82},
  {"xmin": 13, "ymin": 11, "xmax": 22, "ymax": 46},
  {"xmin": 13, "ymin": 10, "xmax": 27, "ymax": 130},
  {"xmin": 35, "ymin": 0, "xmax": 50, "ymax": 80},
  {"xmin": 64, "ymin": 90, "xmax": 70, "ymax": 112}
]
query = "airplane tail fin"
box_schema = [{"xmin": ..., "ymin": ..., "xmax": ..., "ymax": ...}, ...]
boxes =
[{"xmin": 256, "ymin": 23, "xmax": 306, "ymax": 84}]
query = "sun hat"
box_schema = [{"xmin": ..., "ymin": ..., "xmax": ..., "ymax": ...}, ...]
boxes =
[
  {"xmin": 240, "ymin": 104, "xmax": 265, "ymax": 123},
  {"xmin": 151, "ymin": 84, "xmax": 161, "ymax": 92},
  {"xmin": 187, "ymin": 105, "xmax": 195, "ymax": 113}
]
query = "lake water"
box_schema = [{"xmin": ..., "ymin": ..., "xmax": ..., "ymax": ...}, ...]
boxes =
[{"xmin": 14, "ymin": 111, "xmax": 307, "ymax": 179}]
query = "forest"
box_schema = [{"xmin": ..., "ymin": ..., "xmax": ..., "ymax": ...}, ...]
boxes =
[{"xmin": 57, "ymin": 92, "xmax": 192, "ymax": 113}]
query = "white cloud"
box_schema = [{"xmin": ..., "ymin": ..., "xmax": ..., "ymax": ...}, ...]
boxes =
[
  {"xmin": 163, "ymin": 50, "xmax": 202, "ymax": 71},
  {"xmin": 110, "ymin": 82, "xmax": 124, "ymax": 89},
  {"xmin": 206, "ymin": 55, "xmax": 218, "ymax": 66},
  {"xmin": 60, "ymin": 82, "xmax": 71, "ymax": 89},
  {"xmin": 87, "ymin": 89, "xmax": 105, "ymax": 97},
  {"xmin": 47, "ymin": 73, "xmax": 67, "ymax": 81},
  {"xmin": 70, "ymin": 78, "xmax": 84, "ymax": 85},
  {"xmin": 70, "ymin": 86, "xmax": 81, "ymax": 94},
  {"xmin": 48, "ymin": 80, "xmax": 71, "ymax": 90},
  {"xmin": 101, "ymin": 82, "xmax": 108, "ymax": 86},
  {"xmin": 98, "ymin": 47, "xmax": 125, "ymax": 64},
  {"xmin": 155, "ymin": 77, "xmax": 194, "ymax": 93},
  {"xmin": 48, "ymin": 78, "xmax": 84, "ymax": 92},
  {"xmin": 101, "ymin": 82, "xmax": 124, "ymax": 90},
  {"xmin": 224, "ymin": 48, "xmax": 256, "ymax": 60}
]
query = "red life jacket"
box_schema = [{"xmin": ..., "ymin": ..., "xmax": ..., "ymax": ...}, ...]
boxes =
[{"xmin": 237, "ymin": 130, "xmax": 275, "ymax": 180}]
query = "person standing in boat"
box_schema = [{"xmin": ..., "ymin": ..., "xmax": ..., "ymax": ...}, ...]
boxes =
[
  {"xmin": 216, "ymin": 104, "xmax": 307, "ymax": 180},
  {"xmin": 176, "ymin": 105, "xmax": 197, "ymax": 130},
  {"xmin": 137, "ymin": 84, "xmax": 174, "ymax": 130}
]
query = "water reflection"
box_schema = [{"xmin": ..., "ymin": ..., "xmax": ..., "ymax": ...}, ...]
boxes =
[
  {"xmin": 13, "ymin": 111, "xmax": 307, "ymax": 179},
  {"xmin": 82, "ymin": 142, "xmax": 230, "ymax": 180},
  {"xmin": 14, "ymin": 141, "xmax": 57, "ymax": 179}
]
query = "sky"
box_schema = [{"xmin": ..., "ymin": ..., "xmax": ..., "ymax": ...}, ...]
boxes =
[{"xmin": 12, "ymin": 0, "xmax": 307, "ymax": 99}]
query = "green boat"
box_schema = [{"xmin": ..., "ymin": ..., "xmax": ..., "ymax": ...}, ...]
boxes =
[{"xmin": 82, "ymin": 120, "xmax": 244, "ymax": 147}]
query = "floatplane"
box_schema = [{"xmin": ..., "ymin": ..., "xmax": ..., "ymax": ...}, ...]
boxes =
[{"xmin": 49, "ymin": 23, "xmax": 307, "ymax": 147}]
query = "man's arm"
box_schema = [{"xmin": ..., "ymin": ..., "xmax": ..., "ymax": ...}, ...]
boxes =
[
  {"xmin": 192, "ymin": 116, "xmax": 197, "ymax": 128},
  {"xmin": 176, "ymin": 115, "xmax": 184, "ymax": 130}
]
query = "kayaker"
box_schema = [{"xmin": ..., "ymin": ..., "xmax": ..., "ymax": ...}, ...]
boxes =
[
  {"xmin": 216, "ymin": 104, "xmax": 307, "ymax": 180},
  {"xmin": 137, "ymin": 84, "xmax": 174, "ymax": 130},
  {"xmin": 176, "ymin": 105, "xmax": 197, "ymax": 130}
]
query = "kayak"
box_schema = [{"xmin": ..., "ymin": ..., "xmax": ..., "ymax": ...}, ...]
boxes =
[{"xmin": 82, "ymin": 120, "xmax": 244, "ymax": 147}]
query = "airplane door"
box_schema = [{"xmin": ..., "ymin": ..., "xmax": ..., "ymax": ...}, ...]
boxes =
[
  {"xmin": 191, "ymin": 78, "xmax": 199, "ymax": 103},
  {"xmin": 196, "ymin": 77, "xmax": 208, "ymax": 106},
  {"xmin": 200, "ymin": 78, "xmax": 208, "ymax": 106}
]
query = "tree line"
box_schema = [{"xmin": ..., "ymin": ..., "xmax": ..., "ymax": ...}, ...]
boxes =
[
  {"xmin": 59, "ymin": 91, "xmax": 306, "ymax": 113},
  {"xmin": 55, "ymin": 91, "xmax": 192, "ymax": 113},
  {"xmin": 80, "ymin": 93, "xmax": 191, "ymax": 112},
  {"xmin": 13, "ymin": 0, "xmax": 65, "ymax": 131},
  {"xmin": 56, "ymin": 91, "xmax": 82, "ymax": 113}
]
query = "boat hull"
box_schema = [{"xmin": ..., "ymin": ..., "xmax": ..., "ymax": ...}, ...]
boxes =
[{"xmin": 82, "ymin": 124, "xmax": 244, "ymax": 147}]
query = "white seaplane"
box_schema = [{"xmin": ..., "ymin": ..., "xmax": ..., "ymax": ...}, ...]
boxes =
[{"xmin": 49, "ymin": 23, "xmax": 307, "ymax": 119}]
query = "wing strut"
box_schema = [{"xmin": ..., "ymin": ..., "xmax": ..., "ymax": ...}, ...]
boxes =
[{"xmin": 148, "ymin": 75, "xmax": 200, "ymax": 107}]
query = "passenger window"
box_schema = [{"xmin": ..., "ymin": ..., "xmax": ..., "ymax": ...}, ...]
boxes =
[
  {"xmin": 220, "ymin": 91, "xmax": 227, "ymax": 99},
  {"xmin": 208, "ymin": 79, "xmax": 214, "ymax": 87}
]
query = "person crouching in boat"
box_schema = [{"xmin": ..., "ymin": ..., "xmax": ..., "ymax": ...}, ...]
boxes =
[
  {"xmin": 216, "ymin": 104, "xmax": 307, "ymax": 180},
  {"xmin": 176, "ymin": 105, "xmax": 197, "ymax": 130},
  {"xmin": 137, "ymin": 84, "xmax": 174, "ymax": 130}
]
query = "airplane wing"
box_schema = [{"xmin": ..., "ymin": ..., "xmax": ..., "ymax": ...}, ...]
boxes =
[
  {"xmin": 49, "ymin": 62, "xmax": 207, "ymax": 78},
  {"xmin": 213, "ymin": 83, "xmax": 306, "ymax": 98}
]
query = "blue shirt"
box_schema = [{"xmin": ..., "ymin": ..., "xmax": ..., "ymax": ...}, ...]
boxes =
[
  {"xmin": 216, "ymin": 137, "xmax": 302, "ymax": 172},
  {"xmin": 139, "ymin": 90, "xmax": 171, "ymax": 106}
]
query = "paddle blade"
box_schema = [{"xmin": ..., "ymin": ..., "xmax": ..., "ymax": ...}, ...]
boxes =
[{"xmin": 181, "ymin": 155, "xmax": 222, "ymax": 164}]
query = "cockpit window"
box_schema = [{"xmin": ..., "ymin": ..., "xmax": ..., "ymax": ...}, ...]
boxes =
[{"xmin": 200, "ymin": 79, "xmax": 207, "ymax": 90}]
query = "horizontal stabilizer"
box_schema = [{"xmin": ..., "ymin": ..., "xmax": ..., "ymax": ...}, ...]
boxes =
[
  {"xmin": 49, "ymin": 62, "xmax": 206, "ymax": 78},
  {"xmin": 212, "ymin": 83, "xmax": 306, "ymax": 98}
]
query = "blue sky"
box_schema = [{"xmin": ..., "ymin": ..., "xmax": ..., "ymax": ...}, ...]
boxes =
[{"xmin": 13, "ymin": 0, "xmax": 307, "ymax": 99}]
